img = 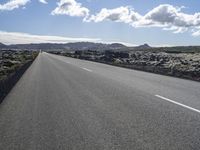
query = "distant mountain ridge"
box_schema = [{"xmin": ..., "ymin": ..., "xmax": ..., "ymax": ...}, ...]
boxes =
[
  {"xmin": 0, "ymin": 42, "xmax": 154, "ymax": 52},
  {"xmin": 0, "ymin": 42, "xmax": 132, "ymax": 51},
  {"xmin": 1, "ymin": 42, "xmax": 200, "ymax": 53},
  {"xmin": 136, "ymin": 43, "xmax": 151, "ymax": 49},
  {"xmin": 0, "ymin": 43, "xmax": 7, "ymax": 48}
]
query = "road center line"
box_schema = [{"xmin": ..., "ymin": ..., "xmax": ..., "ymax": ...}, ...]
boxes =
[
  {"xmin": 82, "ymin": 67, "xmax": 92, "ymax": 72},
  {"xmin": 155, "ymin": 95, "xmax": 200, "ymax": 113}
]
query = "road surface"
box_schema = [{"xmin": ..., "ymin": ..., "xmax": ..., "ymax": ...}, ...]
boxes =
[{"xmin": 0, "ymin": 52, "xmax": 200, "ymax": 150}]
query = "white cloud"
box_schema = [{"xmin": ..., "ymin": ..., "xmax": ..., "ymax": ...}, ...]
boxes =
[
  {"xmin": 0, "ymin": 0, "xmax": 30, "ymax": 11},
  {"xmin": 85, "ymin": 6, "xmax": 141, "ymax": 24},
  {"xmin": 135, "ymin": 4, "xmax": 200, "ymax": 28},
  {"xmin": 192, "ymin": 29, "xmax": 200, "ymax": 37},
  {"xmin": 38, "ymin": 0, "xmax": 47, "ymax": 4},
  {"xmin": 51, "ymin": 0, "xmax": 89, "ymax": 18},
  {"xmin": 0, "ymin": 31, "xmax": 101, "ymax": 44},
  {"xmin": 86, "ymin": 4, "xmax": 200, "ymax": 36}
]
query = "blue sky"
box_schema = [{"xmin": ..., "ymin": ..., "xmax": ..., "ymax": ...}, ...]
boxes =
[{"xmin": 0, "ymin": 0, "xmax": 200, "ymax": 46}]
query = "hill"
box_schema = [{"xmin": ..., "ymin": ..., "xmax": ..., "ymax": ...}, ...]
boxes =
[
  {"xmin": 5, "ymin": 42, "xmax": 127, "ymax": 51},
  {"xmin": 1, "ymin": 42, "xmax": 200, "ymax": 53},
  {"xmin": 0, "ymin": 43, "xmax": 7, "ymax": 49}
]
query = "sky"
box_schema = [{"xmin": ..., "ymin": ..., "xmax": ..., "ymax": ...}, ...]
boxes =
[{"xmin": 0, "ymin": 0, "xmax": 200, "ymax": 46}]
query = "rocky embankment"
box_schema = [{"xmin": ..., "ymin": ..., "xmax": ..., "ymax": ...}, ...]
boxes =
[
  {"xmin": 50, "ymin": 50, "xmax": 200, "ymax": 81},
  {"xmin": 117, "ymin": 51, "xmax": 200, "ymax": 81},
  {"xmin": 0, "ymin": 50, "xmax": 38, "ymax": 102}
]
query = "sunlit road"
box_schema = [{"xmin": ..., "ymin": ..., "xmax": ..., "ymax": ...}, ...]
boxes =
[{"xmin": 0, "ymin": 52, "xmax": 200, "ymax": 150}]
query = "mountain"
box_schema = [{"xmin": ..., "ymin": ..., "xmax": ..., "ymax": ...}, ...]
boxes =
[
  {"xmin": 9, "ymin": 43, "xmax": 65, "ymax": 50},
  {"xmin": 1, "ymin": 42, "xmax": 200, "ymax": 53},
  {"xmin": 136, "ymin": 43, "xmax": 151, "ymax": 49},
  {"xmin": 0, "ymin": 42, "xmax": 154, "ymax": 52},
  {"xmin": 108, "ymin": 43, "xmax": 127, "ymax": 49},
  {"xmin": 0, "ymin": 43, "xmax": 7, "ymax": 49},
  {"xmin": 4, "ymin": 42, "xmax": 128, "ymax": 51}
]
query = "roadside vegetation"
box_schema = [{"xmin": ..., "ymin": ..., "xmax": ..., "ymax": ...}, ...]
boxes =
[{"xmin": 0, "ymin": 50, "xmax": 38, "ymax": 102}]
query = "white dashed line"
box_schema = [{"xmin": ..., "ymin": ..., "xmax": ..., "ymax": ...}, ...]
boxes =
[
  {"xmin": 155, "ymin": 95, "xmax": 200, "ymax": 114},
  {"xmin": 82, "ymin": 68, "xmax": 92, "ymax": 72}
]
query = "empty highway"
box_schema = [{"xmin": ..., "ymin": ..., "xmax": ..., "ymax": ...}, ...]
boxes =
[{"xmin": 0, "ymin": 52, "xmax": 200, "ymax": 150}]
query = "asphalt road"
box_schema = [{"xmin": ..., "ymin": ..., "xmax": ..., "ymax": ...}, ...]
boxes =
[{"xmin": 0, "ymin": 52, "xmax": 200, "ymax": 150}]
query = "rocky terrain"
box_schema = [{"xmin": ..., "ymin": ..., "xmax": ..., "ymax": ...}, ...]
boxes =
[
  {"xmin": 0, "ymin": 50, "xmax": 38, "ymax": 102},
  {"xmin": 1, "ymin": 41, "xmax": 199, "ymax": 81},
  {"xmin": 50, "ymin": 50, "xmax": 200, "ymax": 81}
]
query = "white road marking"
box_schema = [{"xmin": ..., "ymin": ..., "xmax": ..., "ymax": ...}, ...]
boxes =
[
  {"xmin": 65, "ymin": 61, "xmax": 71, "ymax": 64},
  {"xmin": 155, "ymin": 95, "xmax": 200, "ymax": 113},
  {"xmin": 82, "ymin": 68, "xmax": 92, "ymax": 72}
]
